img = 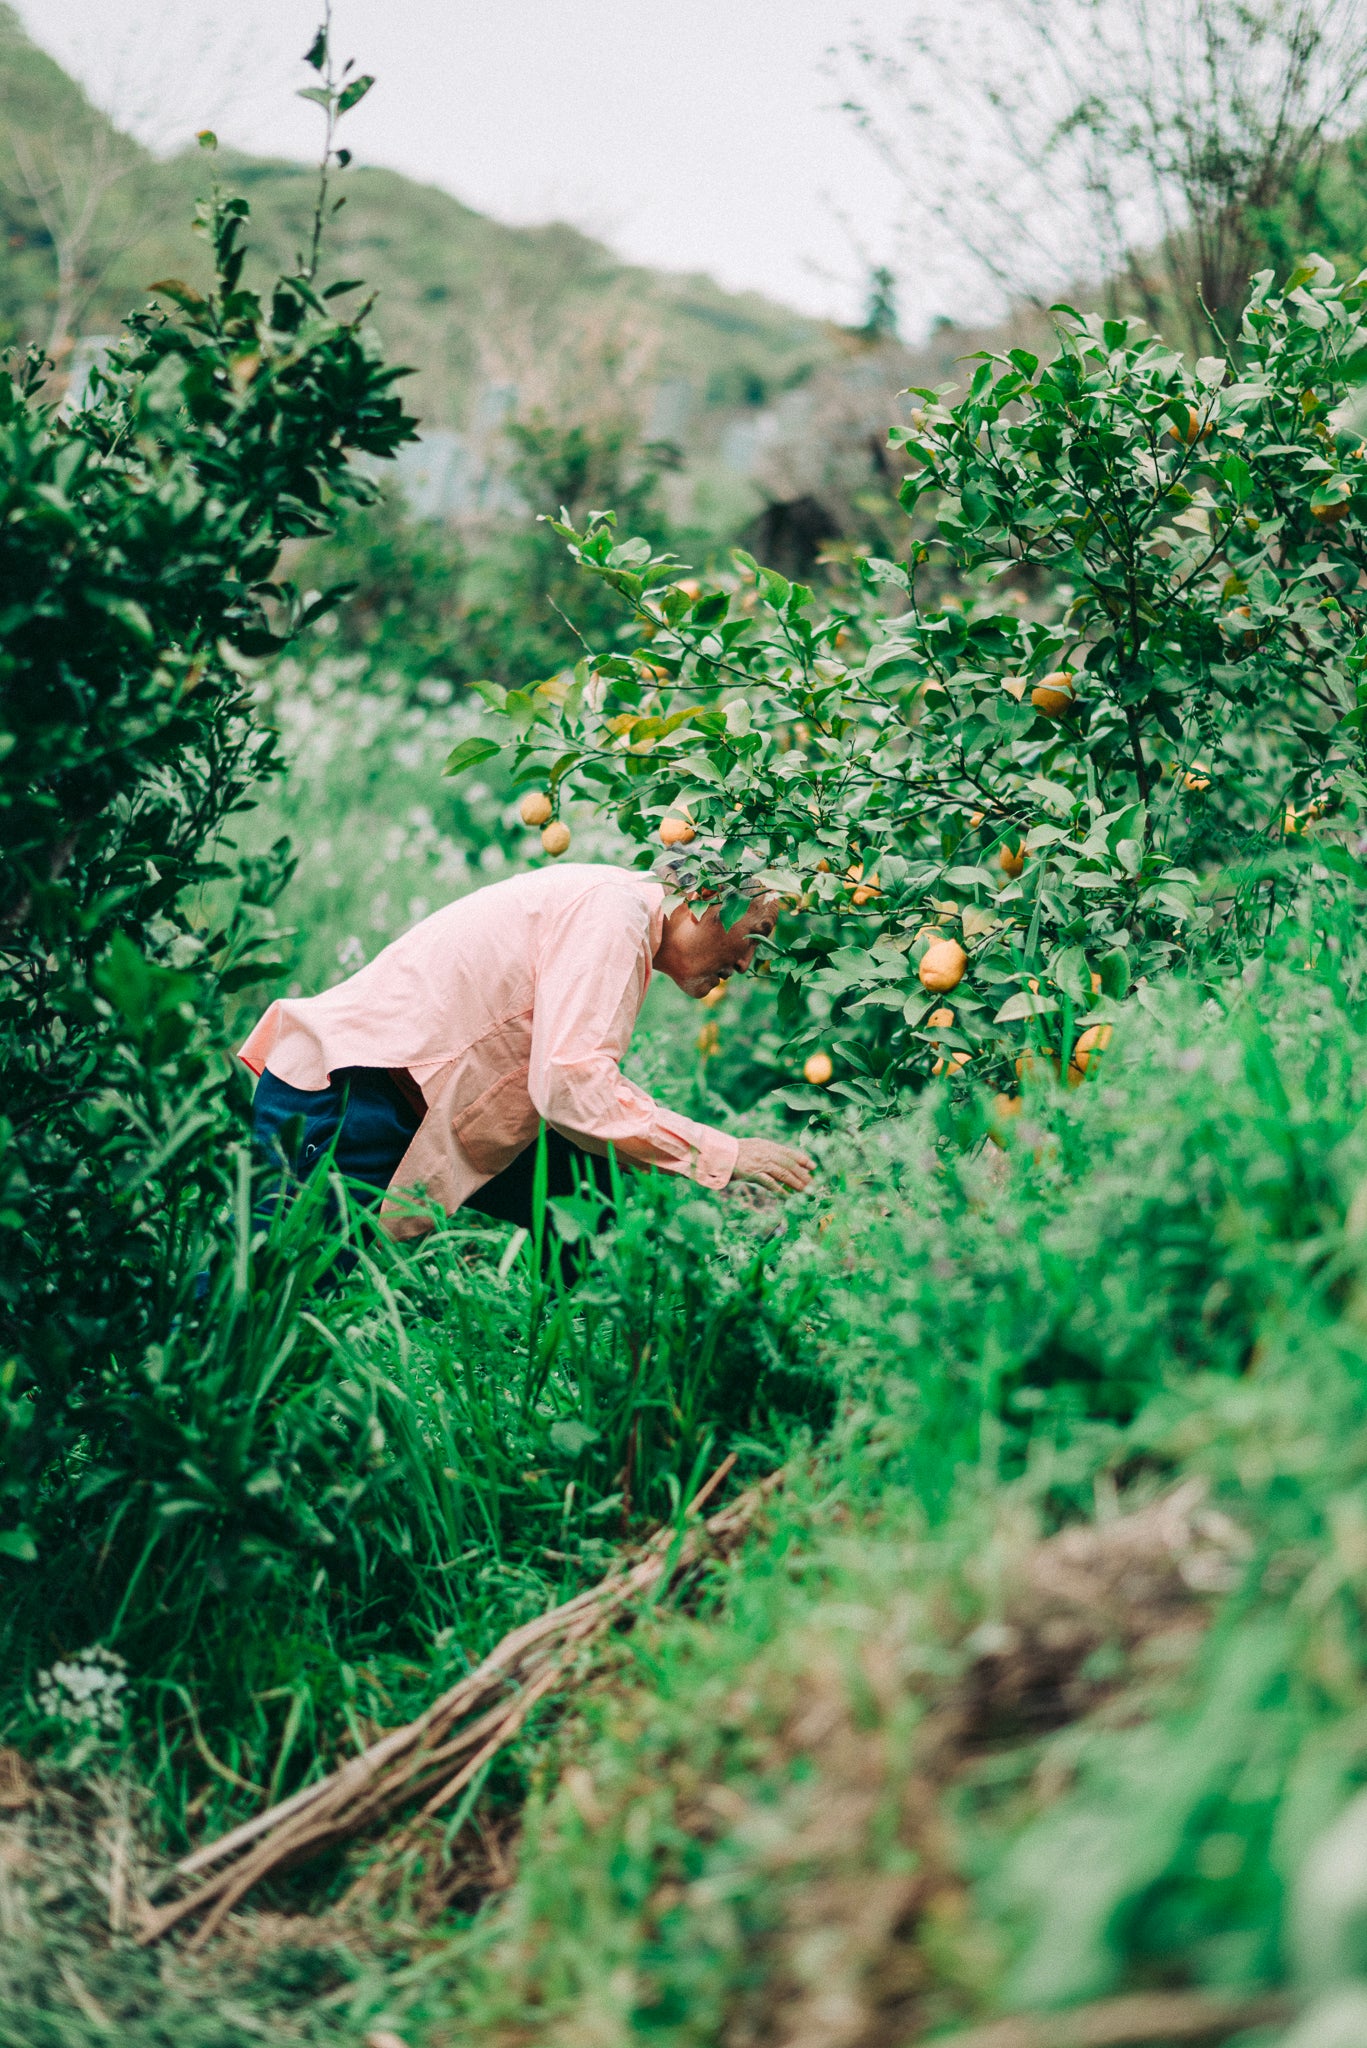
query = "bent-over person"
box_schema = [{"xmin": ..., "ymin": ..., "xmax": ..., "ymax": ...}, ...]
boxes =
[{"xmin": 240, "ymin": 860, "xmax": 814, "ymax": 1241}]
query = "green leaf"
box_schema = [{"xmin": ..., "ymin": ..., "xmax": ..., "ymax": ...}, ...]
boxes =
[
  {"xmin": 549, "ymin": 1419, "xmax": 599, "ymax": 1458},
  {"xmin": 1098, "ymin": 951, "xmax": 1131, "ymax": 999},
  {"xmin": 299, "ymin": 582, "xmax": 355, "ymax": 627},
  {"xmin": 850, "ymin": 988, "xmax": 910, "ymax": 1012},
  {"xmin": 995, "ymin": 990, "xmax": 1060, "ymax": 1023},
  {"xmin": 1050, "ymin": 945, "xmax": 1091, "ymax": 1003},
  {"xmin": 304, "ymin": 25, "xmax": 328, "ymax": 68},
  {"xmin": 148, "ymin": 278, "xmax": 207, "ymax": 312},
  {"xmin": 338, "ymin": 74, "xmax": 374, "ymax": 114},
  {"xmin": 1222, "ymin": 454, "xmax": 1253, "ymax": 504},
  {"xmin": 219, "ymin": 961, "xmax": 279, "ymax": 994},
  {"xmin": 443, "ymin": 736, "xmax": 502, "ymax": 777},
  {"xmin": 770, "ymin": 1087, "xmax": 825, "ymax": 1112},
  {"xmin": 88, "ymin": 592, "xmax": 154, "ymax": 643},
  {"xmin": 0, "ymin": 1527, "xmax": 36, "ymax": 1563}
]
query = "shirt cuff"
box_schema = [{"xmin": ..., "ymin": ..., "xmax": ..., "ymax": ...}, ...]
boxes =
[{"xmin": 689, "ymin": 1122, "xmax": 739, "ymax": 1189}]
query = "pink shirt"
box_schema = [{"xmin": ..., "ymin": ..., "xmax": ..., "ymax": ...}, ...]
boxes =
[{"xmin": 238, "ymin": 862, "xmax": 738, "ymax": 1239}]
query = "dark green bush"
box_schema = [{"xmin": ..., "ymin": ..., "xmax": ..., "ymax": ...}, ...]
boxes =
[{"xmin": 0, "ymin": 160, "xmax": 415, "ymax": 1556}]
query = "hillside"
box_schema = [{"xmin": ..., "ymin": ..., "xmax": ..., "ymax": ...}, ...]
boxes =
[
  {"xmin": 1, "ymin": 11, "xmax": 1088, "ymax": 548},
  {"xmin": 0, "ymin": 4, "xmax": 847, "ymax": 520}
]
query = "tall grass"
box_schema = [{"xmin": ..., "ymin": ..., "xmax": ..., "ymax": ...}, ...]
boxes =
[
  {"xmin": 831, "ymin": 930, "xmax": 1367, "ymax": 1514},
  {"xmin": 0, "ymin": 1148, "xmax": 827, "ymax": 1841}
]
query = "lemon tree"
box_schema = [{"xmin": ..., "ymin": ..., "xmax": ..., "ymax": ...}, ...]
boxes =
[{"xmin": 451, "ymin": 257, "xmax": 1367, "ymax": 1103}]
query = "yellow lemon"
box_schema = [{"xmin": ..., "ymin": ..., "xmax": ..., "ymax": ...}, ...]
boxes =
[
  {"xmin": 919, "ymin": 939, "xmax": 967, "ymax": 994},
  {"xmin": 1031, "ymin": 672, "xmax": 1074, "ymax": 718},
  {"xmin": 1067, "ymin": 1021, "xmax": 1113, "ymax": 1085}
]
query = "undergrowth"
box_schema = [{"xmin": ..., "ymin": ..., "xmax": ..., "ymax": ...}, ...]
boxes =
[
  {"xmin": 381, "ymin": 942, "xmax": 1367, "ymax": 2042},
  {"xmin": 0, "ymin": 1163, "xmax": 827, "ymax": 1847},
  {"xmin": 10, "ymin": 943, "xmax": 1367, "ymax": 2043}
]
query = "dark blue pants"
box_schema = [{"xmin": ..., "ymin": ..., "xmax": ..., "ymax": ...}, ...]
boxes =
[{"xmin": 251, "ymin": 1066, "xmax": 614, "ymax": 1234}]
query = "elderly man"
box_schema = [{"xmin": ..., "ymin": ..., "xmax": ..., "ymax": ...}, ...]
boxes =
[{"xmin": 240, "ymin": 858, "xmax": 815, "ymax": 1240}]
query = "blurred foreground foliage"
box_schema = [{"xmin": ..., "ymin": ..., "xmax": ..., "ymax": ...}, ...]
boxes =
[{"xmin": 0, "ymin": 157, "xmax": 414, "ymax": 1505}]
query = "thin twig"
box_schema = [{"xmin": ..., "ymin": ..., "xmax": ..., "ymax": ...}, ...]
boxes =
[{"xmin": 304, "ymin": 2, "xmax": 335, "ymax": 284}]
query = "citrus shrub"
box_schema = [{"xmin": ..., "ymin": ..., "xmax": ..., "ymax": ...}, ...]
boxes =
[{"xmin": 449, "ymin": 256, "xmax": 1367, "ymax": 1103}]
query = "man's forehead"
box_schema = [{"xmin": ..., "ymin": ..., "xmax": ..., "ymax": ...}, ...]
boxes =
[
  {"xmin": 690, "ymin": 891, "xmax": 772, "ymax": 915},
  {"xmin": 726, "ymin": 895, "xmax": 778, "ymax": 935}
]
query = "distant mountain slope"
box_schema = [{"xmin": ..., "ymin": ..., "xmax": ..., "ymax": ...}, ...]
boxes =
[{"xmin": 0, "ymin": 5, "xmax": 835, "ymax": 465}]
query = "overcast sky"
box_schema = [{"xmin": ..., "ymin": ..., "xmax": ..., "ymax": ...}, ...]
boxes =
[{"xmin": 15, "ymin": 0, "xmax": 938, "ymax": 330}]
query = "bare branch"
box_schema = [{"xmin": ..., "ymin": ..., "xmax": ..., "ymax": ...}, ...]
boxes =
[{"xmin": 834, "ymin": 0, "xmax": 1367, "ymax": 348}]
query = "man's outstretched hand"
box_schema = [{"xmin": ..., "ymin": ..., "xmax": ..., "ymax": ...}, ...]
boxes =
[{"xmin": 731, "ymin": 1137, "xmax": 815, "ymax": 1194}]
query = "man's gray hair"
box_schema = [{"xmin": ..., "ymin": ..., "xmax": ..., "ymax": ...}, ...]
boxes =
[{"xmin": 652, "ymin": 850, "xmax": 773, "ymax": 901}]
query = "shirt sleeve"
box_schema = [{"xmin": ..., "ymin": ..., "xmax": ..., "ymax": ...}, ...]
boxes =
[{"xmin": 526, "ymin": 884, "xmax": 739, "ymax": 1190}]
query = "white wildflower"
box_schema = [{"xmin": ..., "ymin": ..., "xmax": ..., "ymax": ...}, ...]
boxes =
[{"xmin": 36, "ymin": 1646, "xmax": 128, "ymax": 1733}]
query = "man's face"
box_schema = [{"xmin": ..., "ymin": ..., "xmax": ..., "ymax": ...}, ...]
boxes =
[{"xmin": 658, "ymin": 896, "xmax": 779, "ymax": 1000}]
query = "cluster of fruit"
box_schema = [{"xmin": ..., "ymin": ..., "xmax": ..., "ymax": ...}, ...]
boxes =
[
  {"xmin": 518, "ymin": 790, "xmax": 698, "ymax": 859},
  {"xmin": 517, "ymin": 789, "xmax": 569, "ymax": 855}
]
